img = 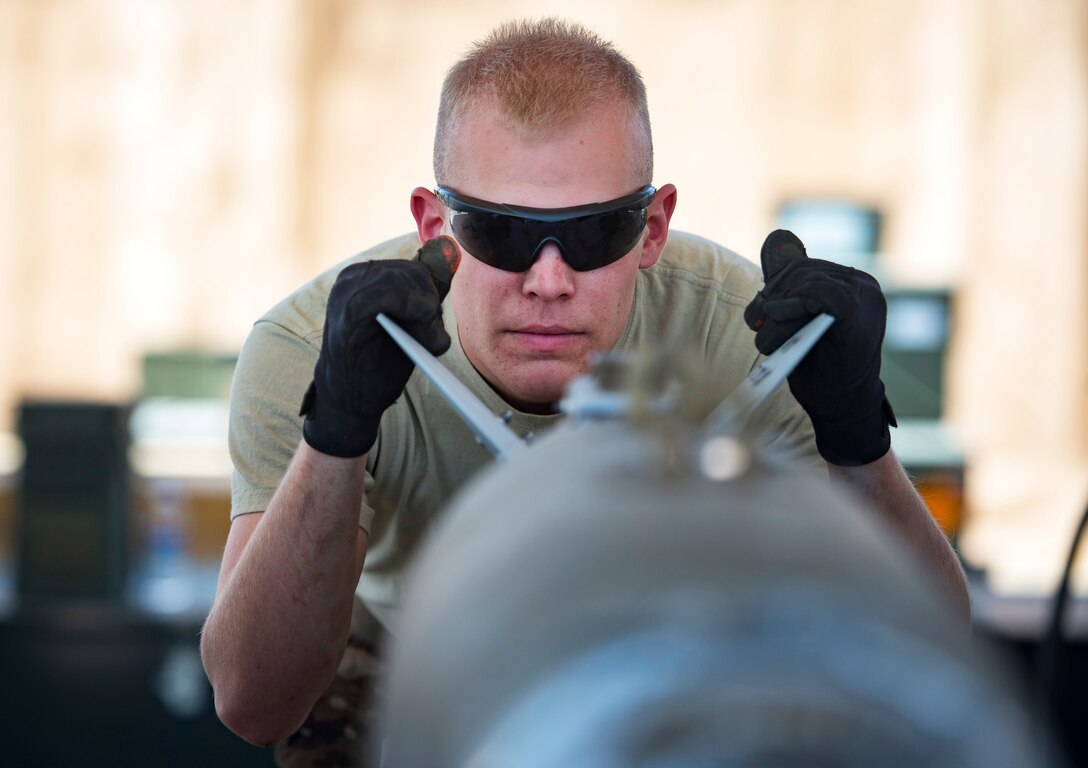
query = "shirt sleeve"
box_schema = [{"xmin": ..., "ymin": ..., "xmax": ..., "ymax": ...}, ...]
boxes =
[{"xmin": 227, "ymin": 318, "xmax": 378, "ymax": 534}]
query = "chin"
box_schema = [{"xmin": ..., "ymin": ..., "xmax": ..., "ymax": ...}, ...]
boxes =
[
  {"xmin": 503, "ymin": 365, "xmax": 582, "ymax": 411},
  {"xmin": 508, "ymin": 383, "xmax": 566, "ymax": 412}
]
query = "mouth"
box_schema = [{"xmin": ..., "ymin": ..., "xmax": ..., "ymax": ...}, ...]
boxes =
[{"xmin": 506, "ymin": 325, "xmax": 585, "ymax": 352}]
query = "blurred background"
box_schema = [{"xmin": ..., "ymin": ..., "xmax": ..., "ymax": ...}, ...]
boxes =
[{"xmin": 0, "ymin": 0, "xmax": 1085, "ymax": 765}]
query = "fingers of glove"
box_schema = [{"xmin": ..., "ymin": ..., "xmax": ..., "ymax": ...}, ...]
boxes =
[
  {"xmin": 765, "ymin": 274, "xmax": 855, "ymax": 322},
  {"xmin": 397, "ymin": 290, "xmax": 452, "ymax": 356},
  {"xmin": 383, "ymin": 280, "xmax": 444, "ymax": 323},
  {"xmin": 403, "ymin": 321, "xmax": 451, "ymax": 357},
  {"xmin": 743, "ymin": 293, "xmax": 766, "ymax": 332},
  {"xmin": 327, "ymin": 261, "xmax": 382, "ymax": 303},
  {"xmin": 326, "ymin": 263, "xmax": 382, "ymax": 331},
  {"xmin": 762, "ymin": 256, "xmax": 861, "ymax": 301},
  {"xmin": 753, "ymin": 316, "xmax": 807, "ymax": 355},
  {"xmin": 339, "ymin": 263, "xmax": 440, "ymax": 327},
  {"xmin": 339, "ymin": 280, "xmax": 449, "ymax": 359},
  {"xmin": 745, "ymin": 292, "xmax": 821, "ymax": 332},
  {"xmin": 331, "ymin": 259, "xmax": 433, "ymax": 297},
  {"xmin": 760, "ymin": 297, "xmax": 824, "ymax": 323},
  {"xmin": 760, "ymin": 229, "xmax": 809, "ymax": 282}
]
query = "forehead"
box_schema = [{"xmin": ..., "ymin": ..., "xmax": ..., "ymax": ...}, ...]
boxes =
[{"xmin": 444, "ymin": 101, "xmax": 644, "ymax": 207}]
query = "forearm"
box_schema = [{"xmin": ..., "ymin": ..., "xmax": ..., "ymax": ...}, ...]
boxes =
[
  {"xmin": 201, "ymin": 442, "xmax": 367, "ymax": 745},
  {"xmin": 829, "ymin": 451, "xmax": 971, "ymax": 621}
]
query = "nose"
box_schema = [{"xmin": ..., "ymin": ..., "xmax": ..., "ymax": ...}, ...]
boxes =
[{"xmin": 522, "ymin": 243, "xmax": 575, "ymax": 300}]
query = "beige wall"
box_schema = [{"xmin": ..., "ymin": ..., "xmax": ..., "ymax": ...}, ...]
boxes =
[{"xmin": 2, "ymin": 0, "xmax": 1086, "ymax": 589}]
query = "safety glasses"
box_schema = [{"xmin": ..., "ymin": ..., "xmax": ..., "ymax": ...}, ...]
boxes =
[{"xmin": 436, "ymin": 185, "xmax": 656, "ymax": 272}]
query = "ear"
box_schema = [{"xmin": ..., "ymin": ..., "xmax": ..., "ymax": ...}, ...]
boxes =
[
  {"xmin": 411, "ymin": 187, "xmax": 447, "ymax": 244},
  {"xmin": 637, "ymin": 183, "xmax": 677, "ymax": 269}
]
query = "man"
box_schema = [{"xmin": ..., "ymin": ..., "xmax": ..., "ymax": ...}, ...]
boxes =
[{"xmin": 201, "ymin": 16, "xmax": 970, "ymax": 759}]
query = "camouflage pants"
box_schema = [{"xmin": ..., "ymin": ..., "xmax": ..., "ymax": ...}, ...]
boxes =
[{"xmin": 274, "ymin": 602, "xmax": 387, "ymax": 768}]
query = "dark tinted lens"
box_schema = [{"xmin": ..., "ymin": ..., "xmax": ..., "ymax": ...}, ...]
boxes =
[
  {"xmin": 561, "ymin": 209, "xmax": 647, "ymax": 271},
  {"xmin": 450, "ymin": 213, "xmax": 539, "ymax": 272},
  {"xmin": 451, "ymin": 209, "xmax": 647, "ymax": 273}
]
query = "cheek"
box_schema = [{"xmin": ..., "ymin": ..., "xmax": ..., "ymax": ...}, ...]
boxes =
[
  {"xmin": 450, "ymin": 280, "xmax": 478, "ymax": 341},
  {"xmin": 587, "ymin": 271, "xmax": 639, "ymax": 344},
  {"xmin": 592, "ymin": 270, "xmax": 638, "ymax": 315},
  {"xmin": 452, "ymin": 265, "xmax": 513, "ymax": 326}
]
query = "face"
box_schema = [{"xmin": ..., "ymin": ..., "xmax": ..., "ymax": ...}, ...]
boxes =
[{"xmin": 413, "ymin": 103, "xmax": 676, "ymax": 413}]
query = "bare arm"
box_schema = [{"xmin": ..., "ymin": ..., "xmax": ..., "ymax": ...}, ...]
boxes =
[
  {"xmin": 830, "ymin": 450, "xmax": 971, "ymax": 621},
  {"xmin": 200, "ymin": 442, "xmax": 368, "ymax": 746}
]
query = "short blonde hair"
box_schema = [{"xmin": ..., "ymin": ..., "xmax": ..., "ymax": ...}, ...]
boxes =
[{"xmin": 433, "ymin": 18, "xmax": 653, "ymax": 186}]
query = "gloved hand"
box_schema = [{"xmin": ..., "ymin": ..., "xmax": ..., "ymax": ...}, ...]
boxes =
[
  {"xmin": 300, "ymin": 237, "xmax": 460, "ymax": 458},
  {"xmin": 743, "ymin": 229, "xmax": 896, "ymax": 466}
]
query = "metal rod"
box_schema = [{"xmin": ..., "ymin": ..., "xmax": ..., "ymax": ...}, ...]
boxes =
[{"xmin": 376, "ymin": 313, "xmax": 528, "ymax": 460}]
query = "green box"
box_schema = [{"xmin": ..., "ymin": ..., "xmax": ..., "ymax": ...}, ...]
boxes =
[
  {"xmin": 141, "ymin": 350, "xmax": 238, "ymax": 399},
  {"xmin": 881, "ymin": 288, "xmax": 952, "ymax": 421}
]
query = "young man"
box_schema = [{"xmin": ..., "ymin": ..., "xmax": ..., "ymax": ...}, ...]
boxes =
[{"xmin": 201, "ymin": 17, "xmax": 969, "ymax": 758}]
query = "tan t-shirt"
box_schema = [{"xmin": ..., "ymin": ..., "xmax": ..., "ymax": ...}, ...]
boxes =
[{"xmin": 228, "ymin": 230, "xmax": 818, "ymax": 628}]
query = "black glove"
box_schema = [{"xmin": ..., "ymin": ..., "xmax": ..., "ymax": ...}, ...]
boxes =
[
  {"xmin": 743, "ymin": 229, "xmax": 896, "ymax": 466},
  {"xmin": 300, "ymin": 237, "xmax": 458, "ymax": 458}
]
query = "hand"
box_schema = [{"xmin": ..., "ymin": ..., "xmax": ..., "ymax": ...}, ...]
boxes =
[
  {"xmin": 743, "ymin": 229, "xmax": 896, "ymax": 466},
  {"xmin": 300, "ymin": 237, "xmax": 459, "ymax": 457}
]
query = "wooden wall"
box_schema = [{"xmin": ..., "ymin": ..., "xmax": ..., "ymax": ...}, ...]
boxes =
[{"xmin": 1, "ymin": 0, "xmax": 1085, "ymax": 589}]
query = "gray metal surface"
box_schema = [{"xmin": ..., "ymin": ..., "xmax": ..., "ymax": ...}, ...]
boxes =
[{"xmin": 381, "ymin": 417, "xmax": 1049, "ymax": 767}]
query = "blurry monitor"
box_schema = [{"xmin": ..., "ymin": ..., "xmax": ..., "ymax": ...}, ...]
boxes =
[
  {"xmin": 882, "ymin": 289, "xmax": 952, "ymax": 420},
  {"xmin": 16, "ymin": 401, "xmax": 132, "ymax": 601}
]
